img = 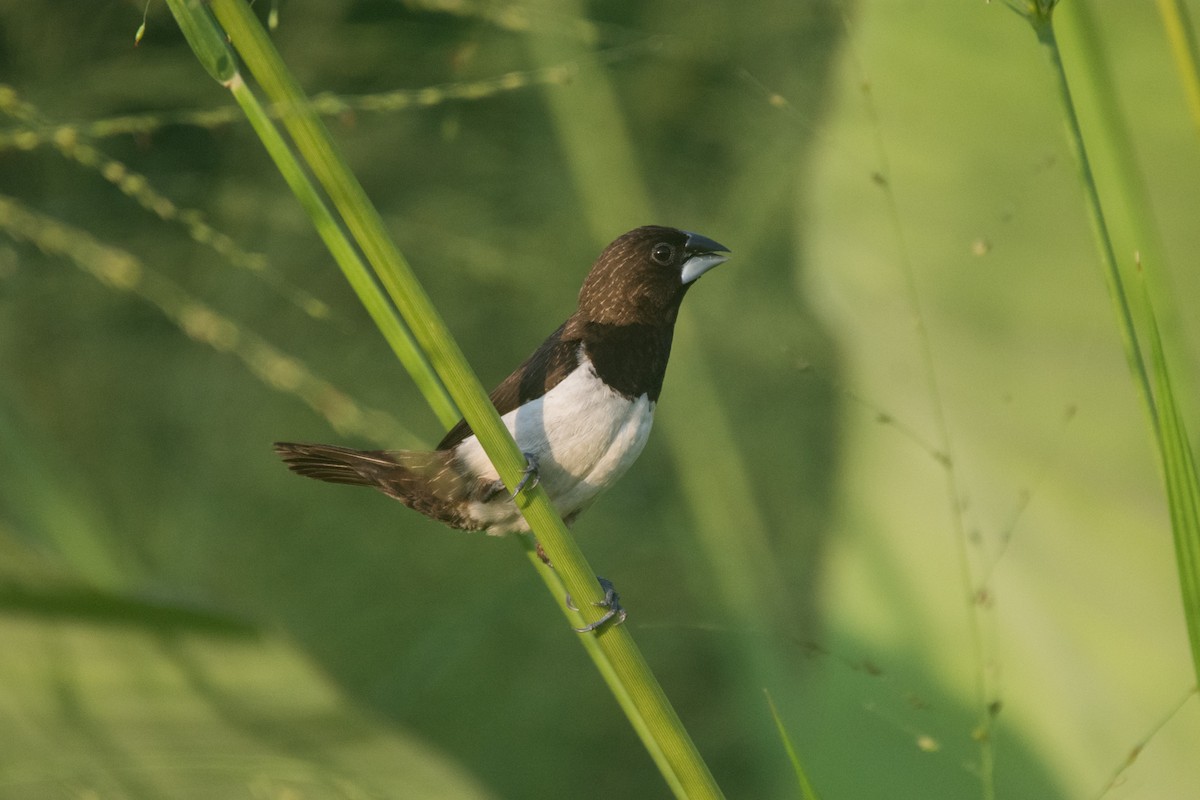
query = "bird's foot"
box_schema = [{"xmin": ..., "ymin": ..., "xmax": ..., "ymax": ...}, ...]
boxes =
[
  {"xmin": 509, "ymin": 451, "xmax": 540, "ymax": 500},
  {"xmin": 567, "ymin": 576, "xmax": 627, "ymax": 633}
]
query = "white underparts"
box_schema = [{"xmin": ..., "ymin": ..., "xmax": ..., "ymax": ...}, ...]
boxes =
[{"xmin": 453, "ymin": 350, "xmax": 655, "ymax": 534}]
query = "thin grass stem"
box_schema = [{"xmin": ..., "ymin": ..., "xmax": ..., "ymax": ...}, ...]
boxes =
[
  {"xmin": 1057, "ymin": 1, "xmax": 1191, "ymax": 369},
  {"xmin": 765, "ymin": 689, "xmax": 822, "ymax": 800},
  {"xmin": 838, "ymin": 7, "xmax": 997, "ymax": 796},
  {"xmin": 0, "ymin": 194, "xmax": 410, "ymax": 446},
  {"xmin": 1025, "ymin": 6, "xmax": 1158, "ymax": 440},
  {"xmin": 1156, "ymin": 0, "xmax": 1200, "ymax": 138},
  {"xmin": 1137, "ymin": 263, "xmax": 1200, "ymax": 683}
]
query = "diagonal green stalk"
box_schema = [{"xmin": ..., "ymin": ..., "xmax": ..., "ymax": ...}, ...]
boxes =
[
  {"xmin": 230, "ymin": 77, "xmax": 459, "ymax": 427},
  {"xmin": 166, "ymin": 1, "xmax": 724, "ymax": 796},
  {"xmin": 1156, "ymin": 0, "xmax": 1200, "ymax": 138},
  {"xmin": 1057, "ymin": 0, "xmax": 1191, "ymax": 370},
  {"xmin": 840, "ymin": 11, "xmax": 997, "ymax": 792},
  {"xmin": 1018, "ymin": 1, "xmax": 1200, "ymax": 685},
  {"xmin": 1023, "ymin": 5, "xmax": 1157, "ymax": 439},
  {"xmin": 1138, "ymin": 268, "xmax": 1200, "ymax": 683},
  {"xmin": 764, "ymin": 690, "xmax": 822, "ymax": 800},
  {"xmin": 165, "ymin": 0, "xmax": 456, "ymax": 429}
]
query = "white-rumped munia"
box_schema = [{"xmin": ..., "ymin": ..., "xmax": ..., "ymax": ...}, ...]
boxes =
[{"xmin": 275, "ymin": 226, "xmax": 729, "ymax": 629}]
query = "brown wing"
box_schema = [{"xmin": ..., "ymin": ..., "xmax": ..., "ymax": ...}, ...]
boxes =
[
  {"xmin": 273, "ymin": 442, "xmax": 494, "ymax": 531},
  {"xmin": 436, "ymin": 319, "xmax": 583, "ymax": 450}
]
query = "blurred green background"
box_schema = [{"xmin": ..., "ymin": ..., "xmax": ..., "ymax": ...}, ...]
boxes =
[{"xmin": 1, "ymin": 1, "xmax": 1198, "ymax": 798}]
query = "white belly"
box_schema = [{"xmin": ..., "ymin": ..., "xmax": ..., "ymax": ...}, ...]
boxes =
[{"xmin": 454, "ymin": 353, "xmax": 655, "ymax": 534}]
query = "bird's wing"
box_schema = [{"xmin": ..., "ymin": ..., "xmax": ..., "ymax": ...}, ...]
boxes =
[{"xmin": 436, "ymin": 319, "xmax": 582, "ymax": 450}]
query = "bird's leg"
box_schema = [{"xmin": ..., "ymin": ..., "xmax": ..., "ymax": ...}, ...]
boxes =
[
  {"xmin": 532, "ymin": 536, "xmax": 626, "ymax": 633},
  {"xmin": 567, "ymin": 576, "xmax": 627, "ymax": 633},
  {"xmin": 509, "ymin": 451, "xmax": 540, "ymax": 499}
]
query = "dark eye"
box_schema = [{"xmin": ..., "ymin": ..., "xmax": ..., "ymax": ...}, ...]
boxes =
[{"xmin": 650, "ymin": 243, "xmax": 675, "ymax": 266}]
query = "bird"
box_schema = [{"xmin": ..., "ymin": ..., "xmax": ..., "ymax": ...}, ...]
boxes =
[{"xmin": 274, "ymin": 225, "xmax": 729, "ymax": 628}]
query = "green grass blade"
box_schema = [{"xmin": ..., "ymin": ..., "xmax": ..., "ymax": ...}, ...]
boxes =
[
  {"xmin": 1056, "ymin": 0, "xmax": 1189, "ymax": 361},
  {"xmin": 170, "ymin": 2, "xmax": 725, "ymax": 797},
  {"xmin": 1024, "ymin": 6, "xmax": 1158, "ymax": 443},
  {"xmin": 163, "ymin": 0, "xmax": 457, "ymax": 431},
  {"xmin": 1156, "ymin": 0, "xmax": 1200, "ymax": 137},
  {"xmin": 0, "ymin": 587, "xmax": 495, "ymax": 798},
  {"xmin": 1138, "ymin": 271, "xmax": 1200, "ymax": 681},
  {"xmin": 764, "ymin": 689, "xmax": 822, "ymax": 800},
  {"xmin": 1018, "ymin": 2, "xmax": 1200, "ymax": 686},
  {"xmin": 204, "ymin": 0, "xmax": 536, "ymax": 496},
  {"xmin": 0, "ymin": 193, "xmax": 413, "ymax": 447},
  {"xmin": 165, "ymin": 0, "xmax": 237, "ymax": 84},
  {"xmin": 227, "ymin": 74, "xmax": 456, "ymax": 428}
]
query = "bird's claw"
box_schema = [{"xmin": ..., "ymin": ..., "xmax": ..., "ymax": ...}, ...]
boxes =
[
  {"xmin": 568, "ymin": 577, "xmax": 627, "ymax": 633},
  {"xmin": 509, "ymin": 451, "xmax": 540, "ymax": 500}
]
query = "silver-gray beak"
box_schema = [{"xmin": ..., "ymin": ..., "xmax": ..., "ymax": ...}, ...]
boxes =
[{"xmin": 680, "ymin": 230, "xmax": 730, "ymax": 284}]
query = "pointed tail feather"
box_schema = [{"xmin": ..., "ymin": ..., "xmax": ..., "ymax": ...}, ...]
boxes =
[
  {"xmin": 272, "ymin": 442, "xmax": 404, "ymax": 487},
  {"xmin": 272, "ymin": 441, "xmax": 488, "ymax": 531}
]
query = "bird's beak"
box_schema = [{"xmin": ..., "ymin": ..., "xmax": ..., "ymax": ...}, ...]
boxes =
[{"xmin": 680, "ymin": 231, "xmax": 731, "ymax": 284}]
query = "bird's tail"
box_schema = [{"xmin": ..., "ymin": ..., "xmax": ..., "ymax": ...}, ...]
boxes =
[
  {"xmin": 273, "ymin": 442, "xmax": 404, "ymax": 486},
  {"xmin": 272, "ymin": 441, "xmax": 489, "ymax": 531}
]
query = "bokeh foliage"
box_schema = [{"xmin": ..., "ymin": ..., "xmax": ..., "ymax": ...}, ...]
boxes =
[{"xmin": 1, "ymin": 1, "xmax": 1197, "ymax": 799}]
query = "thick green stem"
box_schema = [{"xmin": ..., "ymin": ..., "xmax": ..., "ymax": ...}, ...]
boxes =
[
  {"xmin": 167, "ymin": 1, "xmax": 724, "ymax": 796},
  {"xmin": 1023, "ymin": 3, "xmax": 1200, "ymax": 686},
  {"xmin": 1029, "ymin": 10, "xmax": 1158, "ymax": 441},
  {"xmin": 164, "ymin": 0, "xmax": 455, "ymax": 430},
  {"xmin": 230, "ymin": 74, "xmax": 454, "ymax": 426}
]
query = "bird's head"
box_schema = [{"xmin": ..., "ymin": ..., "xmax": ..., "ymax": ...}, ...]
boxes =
[{"xmin": 577, "ymin": 226, "xmax": 730, "ymax": 325}]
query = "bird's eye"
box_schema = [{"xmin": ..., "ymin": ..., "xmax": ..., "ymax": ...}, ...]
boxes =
[{"xmin": 650, "ymin": 243, "xmax": 675, "ymax": 266}]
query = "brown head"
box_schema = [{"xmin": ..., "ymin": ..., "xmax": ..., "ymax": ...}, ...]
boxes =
[{"xmin": 576, "ymin": 226, "xmax": 729, "ymax": 327}]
